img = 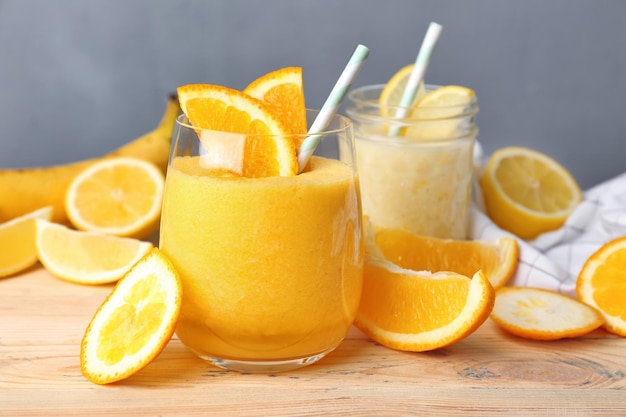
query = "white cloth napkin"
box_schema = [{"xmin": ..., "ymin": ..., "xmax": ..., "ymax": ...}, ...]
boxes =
[{"xmin": 470, "ymin": 146, "xmax": 626, "ymax": 297}]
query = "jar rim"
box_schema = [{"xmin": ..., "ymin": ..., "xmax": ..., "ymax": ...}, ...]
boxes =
[{"xmin": 346, "ymin": 84, "xmax": 479, "ymax": 122}]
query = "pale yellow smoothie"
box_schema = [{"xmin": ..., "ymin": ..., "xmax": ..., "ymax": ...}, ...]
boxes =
[
  {"xmin": 159, "ymin": 155, "xmax": 363, "ymax": 361},
  {"xmin": 355, "ymin": 125, "xmax": 474, "ymax": 239}
]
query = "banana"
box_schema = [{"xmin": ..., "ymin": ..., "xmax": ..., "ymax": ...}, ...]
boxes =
[{"xmin": 0, "ymin": 94, "xmax": 181, "ymax": 224}]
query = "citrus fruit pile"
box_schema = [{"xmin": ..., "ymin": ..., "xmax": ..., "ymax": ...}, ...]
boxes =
[
  {"xmin": 355, "ymin": 220, "xmax": 622, "ymax": 347},
  {"xmin": 465, "ymin": 88, "xmax": 622, "ymax": 339},
  {"xmin": 0, "ymin": 149, "xmax": 175, "ymax": 386},
  {"xmin": 0, "ymin": 154, "xmax": 166, "ymax": 283},
  {"xmin": 0, "ymin": 155, "xmax": 168, "ymax": 284},
  {"xmin": 353, "ymin": 64, "xmax": 624, "ymax": 351},
  {"xmin": 489, "ymin": 238, "xmax": 626, "ymax": 341}
]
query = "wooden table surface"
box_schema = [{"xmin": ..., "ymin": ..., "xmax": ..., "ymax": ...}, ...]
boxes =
[{"xmin": 1, "ymin": 267, "xmax": 625, "ymax": 416}]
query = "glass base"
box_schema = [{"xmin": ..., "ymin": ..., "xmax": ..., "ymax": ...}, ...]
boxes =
[{"xmin": 195, "ymin": 346, "xmax": 337, "ymax": 373}]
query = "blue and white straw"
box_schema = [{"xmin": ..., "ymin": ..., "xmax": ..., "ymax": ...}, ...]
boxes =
[
  {"xmin": 297, "ymin": 44, "xmax": 370, "ymax": 173},
  {"xmin": 389, "ymin": 22, "xmax": 443, "ymax": 136}
]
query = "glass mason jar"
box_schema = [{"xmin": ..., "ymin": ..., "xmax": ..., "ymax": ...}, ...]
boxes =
[{"xmin": 346, "ymin": 84, "xmax": 479, "ymax": 239}]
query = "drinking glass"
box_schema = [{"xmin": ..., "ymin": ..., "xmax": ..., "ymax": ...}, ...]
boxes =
[
  {"xmin": 346, "ymin": 84, "xmax": 478, "ymax": 239},
  {"xmin": 159, "ymin": 110, "xmax": 363, "ymax": 373}
]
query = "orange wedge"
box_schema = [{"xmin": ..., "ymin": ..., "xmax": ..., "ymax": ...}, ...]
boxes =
[
  {"xmin": 355, "ymin": 224, "xmax": 496, "ymax": 352},
  {"xmin": 369, "ymin": 225, "xmax": 518, "ymax": 289},
  {"xmin": 81, "ymin": 248, "xmax": 182, "ymax": 384},
  {"xmin": 177, "ymin": 84, "xmax": 298, "ymax": 177},
  {"xmin": 0, "ymin": 206, "xmax": 53, "ymax": 277},
  {"xmin": 356, "ymin": 264, "xmax": 494, "ymax": 352},
  {"xmin": 243, "ymin": 66, "xmax": 307, "ymax": 140},
  {"xmin": 491, "ymin": 287, "xmax": 604, "ymax": 340},
  {"xmin": 577, "ymin": 236, "xmax": 626, "ymax": 336}
]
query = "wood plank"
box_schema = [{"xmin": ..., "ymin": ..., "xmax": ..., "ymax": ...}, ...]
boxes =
[{"xmin": 1, "ymin": 267, "xmax": 625, "ymax": 416}]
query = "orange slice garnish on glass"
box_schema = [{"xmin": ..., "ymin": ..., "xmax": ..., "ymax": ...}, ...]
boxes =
[
  {"xmin": 243, "ymin": 66, "xmax": 307, "ymax": 142},
  {"xmin": 177, "ymin": 84, "xmax": 298, "ymax": 177}
]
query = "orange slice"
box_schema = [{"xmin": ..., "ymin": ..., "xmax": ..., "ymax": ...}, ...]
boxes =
[
  {"xmin": 177, "ymin": 84, "xmax": 298, "ymax": 177},
  {"xmin": 369, "ymin": 225, "xmax": 518, "ymax": 289},
  {"xmin": 65, "ymin": 157, "xmax": 165, "ymax": 240},
  {"xmin": 0, "ymin": 206, "xmax": 53, "ymax": 277},
  {"xmin": 481, "ymin": 146, "xmax": 582, "ymax": 239},
  {"xmin": 491, "ymin": 287, "xmax": 605, "ymax": 340},
  {"xmin": 243, "ymin": 66, "xmax": 307, "ymax": 141},
  {"xmin": 36, "ymin": 219, "xmax": 153, "ymax": 285},
  {"xmin": 81, "ymin": 248, "xmax": 182, "ymax": 384},
  {"xmin": 577, "ymin": 236, "xmax": 626, "ymax": 336}
]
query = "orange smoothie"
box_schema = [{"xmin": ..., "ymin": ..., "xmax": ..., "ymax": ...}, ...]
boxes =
[{"xmin": 159, "ymin": 155, "xmax": 363, "ymax": 361}]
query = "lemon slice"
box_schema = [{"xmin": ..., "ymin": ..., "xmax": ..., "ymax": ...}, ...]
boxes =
[
  {"xmin": 0, "ymin": 206, "xmax": 53, "ymax": 277},
  {"xmin": 36, "ymin": 219, "xmax": 153, "ymax": 285},
  {"xmin": 379, "ymin": 64, "xmax": 427, "ymax": 117},
  {"xmin": 404, "ymin": 85, "xmax": 476, "ymax": 139},
  {"xmin": 65, "ymin": 157, "xmax": 165, "ymax": 239},
  {"xmin": 491, "ymin": 287, "xmax": 604, "ymax": 340},
  {"xmin": 480, "ymin": 146, "xmax": 582, "ymax": 239},
  {"xmin": 81, "ymin": 248, "xmax": 182, "ymax": 384},
  {"xmin": 412, "ymin": 85, "xmax": 475, "ymax": 115}
]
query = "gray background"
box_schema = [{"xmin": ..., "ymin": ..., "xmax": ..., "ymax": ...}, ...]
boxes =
[{"xmin": 1, "ymin": 0, "xmax": 624, "ymax": 189}]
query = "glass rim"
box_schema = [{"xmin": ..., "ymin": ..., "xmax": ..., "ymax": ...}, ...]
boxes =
[{"xmin": 175, "ymin": 108, "xmax": 353, "ymax": 139}]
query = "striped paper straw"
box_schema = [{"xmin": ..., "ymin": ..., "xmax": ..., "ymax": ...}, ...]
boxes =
[
  {"xmin": 297, "ymin": 44, "xmax": 370, "ymax": 173},
  {"xmin": 389, "ymin": 22, "xmax": 443, "ymax": 136}
]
